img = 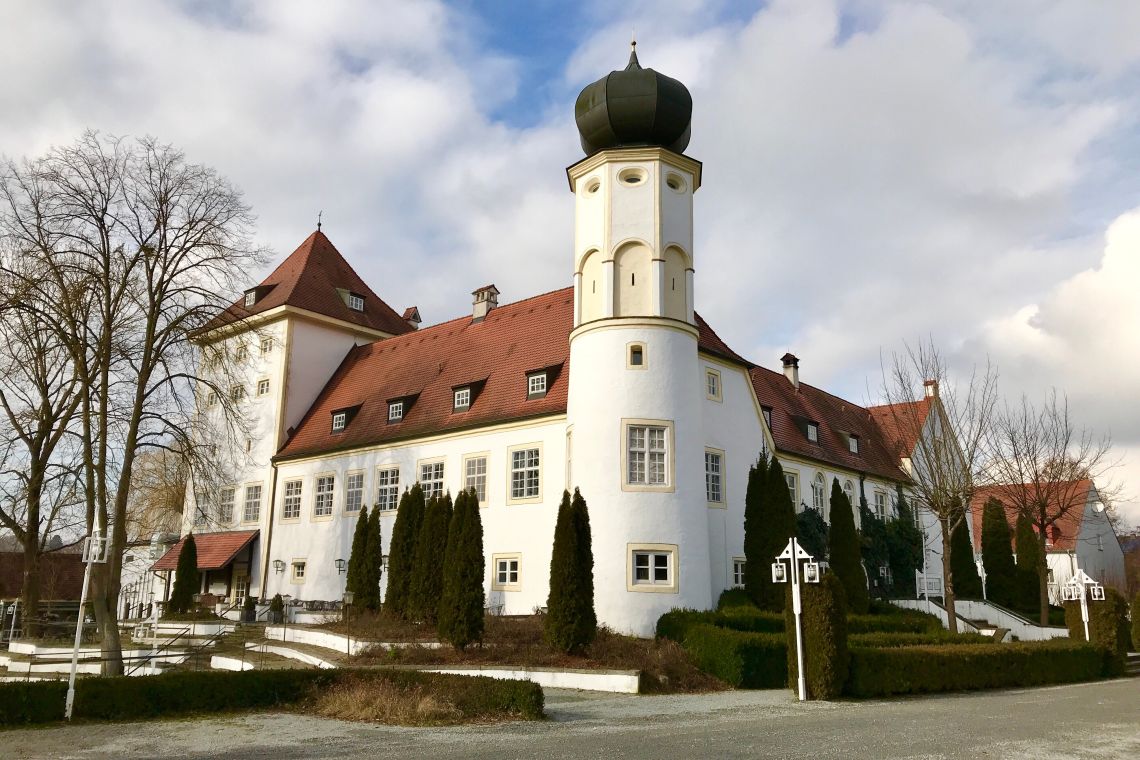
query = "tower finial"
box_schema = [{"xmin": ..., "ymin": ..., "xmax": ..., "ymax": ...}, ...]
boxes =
[
  {"xmin": 317, "ymin": 210, "xmax": 323, "ymax": 232},
  {"xmin": 626, "ymin": 29, "xmax": 640, "ymax": 70}
]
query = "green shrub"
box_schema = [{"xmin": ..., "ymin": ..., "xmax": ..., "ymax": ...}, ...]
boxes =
[
  {"xmin": 546, "ymin": 489, "xmax": 597, "ymax": 653},
  {"xmin": 167, "ymin": 534, "xmax": 197, "ymax": 615},
  {"xmin": 0, "ymin": 668, "xmax": 543, "ymax": 726},
  {"xmin": 980, "ymin": 497, "xmax": 1017, "ymax": 608},
  {"xmin": 1065, "ymin": 588, "xmax": 1131, "ymax": 675},
  {"xmin": 1133, "ymin": 592, "xmax": 1140, "ymax": 652},
  {"xmin": 409, "ymin": 494, "xmax": 450, "ymax": 623},
  {"xmin": 845, "ymin": 640, "xmax": 1105, "ymax": 697},
  {"xmin": 949, "ymin": 517, "xmax": 983, "ymax": 600},
  {"xmin": 749, "ymin": 457, "xmax": 797, "ymax": 612},
  {"xmin": 850, "ymin": 631, "xmax": 993, "ymax": 648},
  {"xmin": 828, "ymin": 479, "xmax": 869, "ymax": 614},
  {"xmin": 681, "ymin": 624, "xmax": 787, "ymax": 688},
  {"xmin": 385, "ymin": 484, "xmax": 425, "ymax": 618},
  {"xmin": 847, "ymin": 610, "xmax": 942, "ymax": 634},
  {"xmin": 345, "ymin": 505, "xmax": 370, "ymax": 608},
  {"xmin": 716, "ymin": 588, "xmax": 753, "ymax": 610},
  {"xmin": 885, "ymin": 487, "xmax": 923, "ymax": 597},
  {"xmin": 656, "ymin": 606, "xmax": 785, "ymax": 643},
  {"xmin": 438, "ymin": 489, "xmax": 485, "ymax": 650},
  {"xmin": 655, "ymin": 609, "xmax": 715, "ymax": 642},
  {"xmin": 785, "ymin": 572, "xmax": 848, "ymax": 699}
]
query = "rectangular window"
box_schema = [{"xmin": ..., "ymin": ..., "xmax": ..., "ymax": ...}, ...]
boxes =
[
  {"xmin": 807, "ymin": 423, "xmax": 819, "ymax": 443},
  {"xmin": 629, "ymin": 344, "xmax": 644, "ymax": 367},
  {"xmin": 244, "ymin": 291, "xmax": 256, "ymax": 307},
  {"xmin": 292, "ymin": 561, "xmax": 306, "ymax": 582},
  {"xmin": 348, "ymin": 293, "xmax": 364, "ymax": 311},
  {"xmin": 389, "ymin": 400, "xmax": 404, "ymax": 422},
  {"xmin": 785, "ymin": 472, "xmax": 799, "ymax": 507},
  {"xmin": 257, "ymin": 378, "xmax": 270, "ymax": 396},
  {"xmin": 314, "ymin": 475, "xmax": 335, "ymax": 517},
  {"xmin": 376, "ymin": 467, "xmax": 400, "ymax": 511},
  {"xmin": 632, "ymin": 551, "xmax": 672, "ymax": 586},
  {"xmin": 206, "ymin": 391, "xmax": 218, "ymax": 407},
  {"xmin": 332, "ymin": 411, "xmax": 346, "ymax": 431},
  {"xmin": 464, "ymin": 456, "xmax": 487, "ymax": 504},
  {"xmin": 260, "ymin": 337, "xmax": 273, "ymax": 354},
  {"xmin": 282, "ymin": 480, "xmax": 302, "ymax": 520},
  {"xmin": 705, "ymin": 450, "xmax": 723, "ymax": 503},
  {"xmin": 454, "ymin": 387, "xmax": 471, "ymax": 411},
  {"xmin": 218, "ymin": 487, "xmax": 235, "ymax": 524},
  {"xmin": 627, "ymin": 424, "xmax": 668, "ymax": 486},
  {"xmin": 527, "ymin": 372, "xmax": 547, "ymax": 398},
  {"xmin": 193, "ymin": 493, "xmax": 208, "ymax": 526},
  {"xmin": 420, "ymin": 461, "xmax": 445, "ymax": 498},
  {"xmin": 848, "ymin": 435, "xmax": 859, "ymax": 454},
  {"xmin": 230, "ymin": 385, "xmax": 245, "ymax": 402},
  {"xmin": 492, "ymin": 554, "xmax": 521, "ymax": 590},
  {"xmin": 733, "ymin": 558, "xmax": 746, "ymax": 588},
  {"xmin": 705, "ymin": 369, "xmax": 722, "ymax": 401},
  {"xmin": 345, "ymin": 472, "xmax": 364, "ymax": 513},
  {"xmin": 243, "ymin": 484, "xmax": 262, "ymax": 522},
  {"xmin": 510, "ymin": 447, "xmax": 541, "ymax": 500},
  {"xmin": 235, "ymin": 346, "xmax": 248, "ymax": 362},
  {"xmin": 874, "ymin": 491, "xmax": 887, "ymax": 519},
  {"xmin": 762, "ymin": 407, "xmax": 772, "ymax": 428}
]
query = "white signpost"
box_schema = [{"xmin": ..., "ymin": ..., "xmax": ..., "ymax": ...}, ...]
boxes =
[
  {"xmin": 1060, "ymin": 568, "xmax": 1104, "ymax": 643},
  {"xmin": 771, "ymin": 537, "xmax": 820, "ymax": 701},
  {"xmin": 65, "ymin": 517, "xmax": 109, "ymax": 720}
]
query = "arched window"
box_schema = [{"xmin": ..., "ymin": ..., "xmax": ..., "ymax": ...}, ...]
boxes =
[
  {"xmin": 812, "ymin": 473, "xmax": 826, "ymax": 511},
  {"xmin": 843, "ymin": 479, "xmax": 855, "ymax": 506}
]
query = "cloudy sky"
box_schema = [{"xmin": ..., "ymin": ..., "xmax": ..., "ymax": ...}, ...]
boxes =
[{"xmin": 2, "ymin": 0, "xmax": 1138, "ymax": 526}]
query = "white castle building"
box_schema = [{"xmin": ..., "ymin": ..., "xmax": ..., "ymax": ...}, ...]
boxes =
[{"xmin": 150, "ymin": 46, "xmax": 949, "ymax": 636}]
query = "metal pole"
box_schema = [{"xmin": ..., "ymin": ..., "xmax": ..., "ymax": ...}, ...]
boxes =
[
  {"xmin": 65, "ymin": 524, "xmax": 99, "ymax": 721},
  {"xmin": 791, "ymin": 537, "xmax": 807, "ymax": 702},
  {"xmin": 8, "ymin": 599, "xmax": 18, "ymax": 643},
  {"xmin": 1080, "ymin": 585, "xmax": 1090, "ymax": 642}
]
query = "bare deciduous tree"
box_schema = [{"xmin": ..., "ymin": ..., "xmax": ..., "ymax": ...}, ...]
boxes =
[
  {"xmin": 880, "ymin": 342, "xmax": 998, "ymax": 633},
  {"xmin": 986, "ymin": 391, "xmax": 1118, "ymax": 624}
]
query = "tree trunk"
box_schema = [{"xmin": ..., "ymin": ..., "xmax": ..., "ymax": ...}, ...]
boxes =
[
  {"xmin": 1037, "ymin": 528, "xmax": 1050, "ymax": 627},
  {"xmin": 941, "ymin": 519, "xmax": 958, "ymax": 634},
  {"xmin": 21, "ymin": 543, "xmax": 41, "ymax": 639}
]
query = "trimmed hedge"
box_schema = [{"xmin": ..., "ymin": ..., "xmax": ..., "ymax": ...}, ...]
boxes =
[
  {"xmin": 785, "ymin": 573, "xmax": 848, "ymax": 699},
  {"xmin": 847, "ymin": 611, "xmax": 942, "ymax": 634},
  {"xmin": 845, "ymin": 640, "xmax": 1105, "ymax": 698},
  {"xmin": 656, "ymin": 607, "xmax": 784, "ymax": 642},
  {"xmin": 850, "ymin": 631, "xmax": 994, "ymax": 648},
  {"xmin": 717, "ymin": 588, "xmax": 754, "ymax": 610},
  {"xmin": 1064, "ymin": 588, "xmax": 1131, "ymax": 676},
  {"xmin": 0, "ymin": 668, "xmax": 544, "ymax": 726},
  {"xmin": 681, "ymin": 623, "xmax": 787, "ymax": 688}
]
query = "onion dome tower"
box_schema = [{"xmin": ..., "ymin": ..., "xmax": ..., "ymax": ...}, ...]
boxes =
[{"xmin": 565, "ymin": 42, "xmax": 710, "ymax": 637}]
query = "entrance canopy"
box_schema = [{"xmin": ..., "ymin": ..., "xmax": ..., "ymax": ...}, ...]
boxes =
[{"xmin": 152, "ymin": 530, "xmax": 258, "ymax": 572}]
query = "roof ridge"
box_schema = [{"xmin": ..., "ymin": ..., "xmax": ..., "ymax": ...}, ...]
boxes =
[{"xmin": 749, "ymin": 364, "xmax": 874, "ymax": 414}]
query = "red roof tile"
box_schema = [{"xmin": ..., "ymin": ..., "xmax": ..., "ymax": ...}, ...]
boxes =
[
  {"xmin": 152, "ymin": 530, "xmax": 259, "ymax": 571},
  {"xmin": 749, "ymin": 366, "xmax": 908, "ymax": 482},
  {"xmin": 205, "ymin": 231, "xmax": 413, "ymax": 336},
  {"xmin": 0, "ymin": 551, "xmax": 85, "ymax": 600},
  {"xmin": 867, "ymin": 399, "xmax": 933, "ymax": 458},
  {"xmin": 278, "ymin": 287, "xmax": 747, "ymax": 460},
  {"xmin": 970, "ymin": 481, "xmax": 1092, "ymax": 553}
]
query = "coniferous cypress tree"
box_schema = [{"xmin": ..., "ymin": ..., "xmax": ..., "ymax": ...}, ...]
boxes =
[
  {"xmin": 362, "ymin": 503, "xmax": 383, "ymax": 610},
  {"xmin": 827, "ymin": 478, "xmax": 869, "ymax": 614},
  {"xmin": 796, "ymin": 507, "xmax": 829, "ymax": 560},
  {"xmin": 980, "ymin": 498, "xmax": 1017, "ymax": 608},
  {"xmin": 885, "ymin": 487, "xmax": 923, "ymax": 597},
  {"xmin": 1014, "ymin": 513, "xmax": 1042, "ymax": 615},
  {"xmin": 385, "ymin": 483, "xmax": 425, "ymax": 618},
  {"xmin": 168, "ymin": 534, "xmax": 198, "ymax": 615},
  {"xmin": 858, "ymin": 496, "xmax": 890, "ymax": 597},
  {"xmin": 742, "ymin": 454, "xmax": 769, "ymax": 606},
  {"xmin": 438, "ymin": 489, "xmax": 485, "ymax": 649},
  {"xmin": 410, "ymin": 493, "xmax": 450, "ymax": 623},
  {"xmin": 756, "ymin": 457, "xmax": 797, "ymax": 611},
  {"xmin": 345, "ymin": 505, "xmax": 369, "ymax": 604},
  {"xmin": 949, "ymin": 516, "xmax": 983, "ymax": 600},
  {"xmin": 546, "ymin": 488, "xmax": 596, "ymax": 653}
]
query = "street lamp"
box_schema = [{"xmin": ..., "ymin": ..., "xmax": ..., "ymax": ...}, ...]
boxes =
[
  {"xmin": 772, "ymin": 537, "xmax": 820, "ymax": 701},
  {"xmin": 273, "ymin": 559, "xmax": 286, "ymax": 574},
  {"xmin": 335, "ymin": 558, "xmax": 347, "ymax": 574},
  {"xmin": 1060, "ymin": 568, "xmax": 1104, "ymax": 642},
  {"xmin": 66, "ymin": 516, "xmax": 109, "ymax": 720}
]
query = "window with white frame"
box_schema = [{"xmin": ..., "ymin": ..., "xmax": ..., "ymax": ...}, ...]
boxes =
[
  {"xmin": 527, "ymin": 372, "xmax": 547, "ymax": 398},
  {"xmin": 706, "ymin": 369, "xmax": 722, "ymax": 401},
  {"xmin": 332, "ymin": 411, "xmax": 346, "ymax": 431},
  {"xmin": 631, "ymin": 548, "xmax": 674, "ymax": 588},
  {"xmin": 376, "ymin": 467, "xmax": 400, "ymax": 511},
  {"xmin": 843, "ymin": 479, "xmax": 855, "ymax": 508},
  {"xmin": 389, "ymin": 400, "xmax": 404, "ymax": 422},
  {"xmin": 348, "ymin": 293, "xmax": 364, "ymax": 311},
  {"xmin": 807, "ymin": 422, "xmax": 819, "ymax": 443},
  {"xmin": 257, "ymin": 378, "xmax": 270, "ymax": 396},
  {"xmin": 235, "ymin": 345, "xmax": 248, "ymax": 362},
  {"xmin": 510, "ymin": 448, "xmax": 540, "ymax": 500},
  {"xmin": 314, "ymin": 475, "xmax": 335, "ymax": 517},
  {"xmin": 705, "ymin": 450, "xmax": 723, "ymax": 503},
  {"xmin": 206, "ymin": 391, "xmax": 218, "ymax": 407},
  {"xmin": 193, "ymin": 492, "xmax": 208, "ymax": 526},
  {"xmin": 812, "ymin": 473, "xmax": 826, "ymax": 511},
  {"xmin": 874, "ymin": 491, "xmax": 887, "ymax": 519},
  {"xmin": 848, "ymin": 435, "xmax": 859, "ymax": 454},
  {"xmin": 230, "ymin": 385, "xmax": 245, "ymax": 402},
  {"xmin": 292, "ymin": 561, "xmax": 306, "ymax": 582},
  {"xmin": 244, "ymin": 291, "xmax": 256, "ymax": 307},
  {"xmin": 627, "ymin": 424, "xmax": 668, "ymax": 486},
  {"xmin": 492, "ymin": 554, "xmax": 521, "ymax": 590},
  {"xmin": 218, "ymin": 487, "xmax": 235, "ymax": 524},
  {"xmin": 243, "ymin": 484, "xmax": 262, "ymax": 522},
  {"xmin": 733, "ymin": 558, "xmax": 746, "ymax": 588},
  {"xmin": 345, "ymin": 472, "xmax": 364, "ymax": 513},
  {"xmin": 260, "ymin": 337, "xmax": 273, "ymax": 354},
  {"xmin": 454, "ymin": 387, "xmax": 470, "ymax": 411},
  {"xmin": 785, "ymin": 472, "xmax": 799, "ymax": 507},
  {"xmin": 282, "ymin": 480, "xmax": 302, "ymax": 520},
  {"xmin": 420, "ymin": 461, "xmax": 445, "ymax": 498},
  {"xmin": 464, "ymin": 456, "xmax": 487, "ymax": 504}
]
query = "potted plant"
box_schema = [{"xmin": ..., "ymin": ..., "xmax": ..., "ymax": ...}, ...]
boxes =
[
  {"xmin": 269, "ymin": 593, "xmax": 284, "ymax": 624},
  {"xmin": 242, "ymin": 595, "xmax": 257, "ymax": 623}
]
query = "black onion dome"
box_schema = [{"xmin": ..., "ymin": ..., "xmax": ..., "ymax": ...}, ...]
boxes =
[{"xmin": 575, "ymin": 43, "xmax": 692, "ymax": 157}]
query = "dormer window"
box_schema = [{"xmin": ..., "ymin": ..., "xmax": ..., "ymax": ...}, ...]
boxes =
[
  {"xmin": 762, "ymin": 406, "xmax": 772, "ymax": 429},
  {"xmin": 848, "ymin": 435, "xmax": 859, "ymax": 454},
  {"xmin": 244, "ymin": 290, "xmax": 256, "ymax": 308},
  {"xmin": 331, "ymin": 411, "xmax": 346, "ymax": 432},
  {"xmin": 389, "ymin": 400, "xmax": 404, "ymax": 422},
  {"xmin": 348, "ymin": 293, "xmax": 364, "ymax": 312},
  {"xmin": 806, "ymin": 422, "xmax": 819, "ymax": 443},
  {"xmin": 527, "ymin": 372, "xmax": 547, "ymax": 399},
  {"xmin": 454, "ymin": 387, "xmax": 471, "ymax": 411}
]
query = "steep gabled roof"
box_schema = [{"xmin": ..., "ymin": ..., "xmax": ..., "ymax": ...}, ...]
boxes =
[
  {"xmin": 867, "ymin": 398, "xmax": 934, "ymax": 458},
  {"xmin": 749, "ymin": 366, "xmax": 908, "ymax": 483},
  {"xmin": 278, "ymin": 286, "xmax": 748, "ymax": 461},
  {"xmin": 970, "ymin": 481, "xmax": 1093, "ymax": 553},
  {"xmin": 205, "ymin": 231, "xmax": 413, "ymax": 336},
  {"xmin": 152, "ymin": 530, "xmax": 259, "ymax": 571}
]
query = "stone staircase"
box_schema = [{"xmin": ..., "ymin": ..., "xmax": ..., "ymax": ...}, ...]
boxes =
[{"xmin": 1126, "ymin": 653, "xmax": 1140, "ymax": 678}]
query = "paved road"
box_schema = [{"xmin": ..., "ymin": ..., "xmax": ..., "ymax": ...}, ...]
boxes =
[{"xmin": 4, "ymin": 679, "xmax": 1138, "ymax": 759}]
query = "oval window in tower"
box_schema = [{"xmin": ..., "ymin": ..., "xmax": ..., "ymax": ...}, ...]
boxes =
[
  {"xmin": 617, "ymin": 167, "xmax": 648, "ymax": 186},
  {"xmin": 665, "ymin": 172, "xmax": 686, "ymax": 193}
]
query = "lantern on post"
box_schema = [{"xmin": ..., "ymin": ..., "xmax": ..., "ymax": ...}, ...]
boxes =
[{"xmin": 771, "ymin": 537, "xmax": 820, "ymax": 701}]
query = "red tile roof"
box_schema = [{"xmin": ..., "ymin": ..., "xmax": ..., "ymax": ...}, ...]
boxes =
[
  {"xmin": 0, "ymin": 550, "xmax": 85, "ymax": 600},
  {"xmin": 749, "ymin": 366, "xmax": 908, "ymax": 482},
  {"xmin": 970, "ymin": 481, "xmax": 1092, "ymax": 553},
  {"xmin": 152, "ymin": 530, "xmax": 259, "ymax": 571},
  {"xmin": 205, "ymin": 231, "xmax": 413, "ymax": 336},
  {"xmin": 866, "ymin": 398, "xmax": 934, "ymax": 459},
  {"xmin": 278, "ymin": 287, "xmax": 748, "ymax": 460}
]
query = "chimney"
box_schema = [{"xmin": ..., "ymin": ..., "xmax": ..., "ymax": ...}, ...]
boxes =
[
  {"xmin": 402, "ymin": 306, "xmax": 422, "ymax": 331},
  {"xmin": 781, "ymin": 353, "xmax": 799, "ymax": 389},
  {"xmin": 923, "ymin": 379, "xmax": 939, "ymax": 398},
  {"xmin": 471, "ymin": 284, "xmax": 500, "ymax": 323}
]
